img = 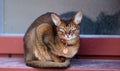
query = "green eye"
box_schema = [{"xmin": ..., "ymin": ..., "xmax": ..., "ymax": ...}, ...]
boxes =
[{"xmin": 71, "ymin": 27, "xmax": 76, "ymax": 30}]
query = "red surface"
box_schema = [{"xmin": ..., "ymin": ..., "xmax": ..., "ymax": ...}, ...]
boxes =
[
  {"xmin": 0, "ymin": 35, "xmax": 120, "ymax": 57},
  {"xmin": 0, "ymin": 35, "xmax": 120, "ymax": 71},
  {"xmin": 79, "ymin": 38, "xmax": 120, "ymax": 56},
  {"xmin": 77, "ymin": 55, "xmax": 120, "ymax": 60},
  {"xmin": 0, "ymin": 58, "xmax": 120, "ymax": 71},
  {"xmin": 0, "ymin": 36, "xmax": 23, "ymax": 54}
]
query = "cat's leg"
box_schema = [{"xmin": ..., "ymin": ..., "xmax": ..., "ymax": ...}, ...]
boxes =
[
  {"xmin": 24, "ymin": 45, "xmax": 35, "ymax": 64},
  {"xmin": 51, "ymin": 54, "xmax": 63, "ymax": 62},
  {"xmin": 35, "ymin": 24, "xmax": 53, "ymax": 61},
  {"xmin": 34, "ymin": 46, "xmax": 46, "ymax": 61},
  {"xmin": 25, "ymin": 51, "xmax": 33, "ymax": 62},
  {"xmin": 26, "ymin": 59, "xmax": 70, "ymax": 68},
  {"xmin": 51, "ymin": 54, "xmax": 67, "ymax": 62},
  {"xmin": 34, "ymin": 36, "xmax": 52, "ymax": 61},
  {"xmin": 25, "ymin": 48, "xmax": 70, "ymax": 68}
]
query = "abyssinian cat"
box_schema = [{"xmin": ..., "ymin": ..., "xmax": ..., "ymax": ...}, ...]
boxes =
[{"xmin": 23, "ymin": 11, "xmax": 82, "ymax": 68}]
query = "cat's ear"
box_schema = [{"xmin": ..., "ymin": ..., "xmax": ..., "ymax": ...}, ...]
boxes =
[
  {"xmin": 73, "ymin": 11, "xmax": 82, "ymax": 25},
  {"xmin": 51, "ymin": 14, "xmax": 61, "ymax": 26}
]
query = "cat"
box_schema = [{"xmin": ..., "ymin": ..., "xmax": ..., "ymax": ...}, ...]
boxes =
[{"xmin": 23, "ymin": 11, "xmax": 82, "ymax": 68}]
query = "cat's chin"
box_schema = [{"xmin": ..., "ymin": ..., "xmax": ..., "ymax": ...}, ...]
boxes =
[{"xmin": 64, "ymin": 36, "xmax": 76, "ymax": 40}]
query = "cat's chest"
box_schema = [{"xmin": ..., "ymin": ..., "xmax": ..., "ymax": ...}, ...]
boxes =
[
  {"xmin": 58, "ymin": 38, "xmax": 77, "ymax": 47},
  {"xmin": 64, "ymin": 37, "xmax": 79, "ymax": 43}
]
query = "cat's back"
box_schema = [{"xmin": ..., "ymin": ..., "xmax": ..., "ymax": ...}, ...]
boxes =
[
  {"xmin": 23, "ymin": 12, "xmax": 57, "ymax": 42},
  {"xmin": 27, "ymin": 12, "xmax": 55, "ymax": 32}
]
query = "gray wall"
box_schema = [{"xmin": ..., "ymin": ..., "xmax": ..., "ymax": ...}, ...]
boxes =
[
  {"xmin": 0, "ymin": 0, "xmax": 3, "ymax": 33},
  {"xmin": 2, "ymin": 0, "xmax": 120, "ymax": 34}
]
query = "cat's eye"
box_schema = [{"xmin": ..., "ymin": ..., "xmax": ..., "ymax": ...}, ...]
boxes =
[
  {"xmin": 71, "ymin": 27, "xmax": 76, "ymax": 31},
  {"xmin": 59, "ymin": 29, "xmax": 65, "ymax": 32}
]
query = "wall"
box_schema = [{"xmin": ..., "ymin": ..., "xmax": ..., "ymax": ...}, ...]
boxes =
[
  {"xmin": 0, "ymin": 0, "xmax": 3, "ymax": 33},
  {"xmin": 3, "ymin": 0, "xmax": 120, "ymax": 33}
]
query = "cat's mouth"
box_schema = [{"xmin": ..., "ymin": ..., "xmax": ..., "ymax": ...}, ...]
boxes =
[
  {"xmin": 60, "ymin": 39, "xmax": 74, "ymax": 47},
  {"xmin": 63, "ymin": 43, "xmax": 73, "ymax": 47},
  {"xmin": 64, "ymin": 35, "xmax": 76, "ymax": 40}
]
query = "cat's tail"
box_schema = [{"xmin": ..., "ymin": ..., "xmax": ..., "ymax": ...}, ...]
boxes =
[{"xmin": 26, "ymin": 59, "xmax": 70, "ymax": 68}]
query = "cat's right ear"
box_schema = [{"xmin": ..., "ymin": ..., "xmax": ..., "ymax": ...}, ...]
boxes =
[
  {"xmin": 73, "ymin": 11, "xmax": 82, "ymax": 25},
  {"xmin": 51, "ymin": 14, "xmax": 61, "ymax": 26}
]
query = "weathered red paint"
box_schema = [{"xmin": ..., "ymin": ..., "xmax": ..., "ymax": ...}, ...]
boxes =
[
  {"xmin": 0, "ymin": 35, "xmax": 120, "ymax": 56},
  {"xmin": 0, "ymin": 35, "xmax": 120, "ymax": 71},
  {"xmin": 0, "ymin": 36, "xmax": 23, "ymax": 54},
  {"xmin": 0, "ymin": 58, "xmax": 120, "ymax": 71},
  {"xmin": 79, "ymin": 38, "xmax": 120, "ymax": 56}
]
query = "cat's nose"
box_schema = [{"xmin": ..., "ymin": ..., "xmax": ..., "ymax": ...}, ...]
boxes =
[
  {"xmin": 65, "ymin": 34, "xmax": 69, "ymax": 38},
  {"xmin": 67, "ymin": 35, "xmax": 69, "ymax": 38},
  {"xmin": 66, "ymin": 34, "xmax": 71, "ymax": 38}
]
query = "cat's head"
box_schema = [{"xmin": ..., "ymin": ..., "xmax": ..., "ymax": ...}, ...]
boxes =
[{"xmin": 51, "ymin": 11, "xmax": 82, "ymax": 40}]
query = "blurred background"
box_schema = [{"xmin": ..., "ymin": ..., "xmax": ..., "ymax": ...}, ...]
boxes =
[{"xmin": 0, "ymin": 0, "xmax": 120, "ymax": 35}]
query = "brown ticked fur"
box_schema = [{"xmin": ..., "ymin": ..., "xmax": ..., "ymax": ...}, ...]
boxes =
[{"xmin": 23, "ymin": 11, "xmax": 82, "ymax": 68}]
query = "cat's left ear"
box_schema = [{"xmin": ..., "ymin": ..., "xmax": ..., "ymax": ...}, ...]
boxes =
[
  {"xmin": 51, "ymin": 13, "xmax": 61, "ymax": 26},
  {"xmin": 73, "ymin": 11, "xmax": 83, "ymax": 25}
]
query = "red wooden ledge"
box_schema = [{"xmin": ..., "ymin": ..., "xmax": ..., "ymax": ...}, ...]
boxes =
[
  {"xmin": 79, "ymin": 37, "xmax": 120, "ymax": 56},
  {"xmin": 0, "ymin": 35, "xmax": 120, "ymax": 58},
  {"xmin": 0, "ymin": 34, "xmax": 120, "ymax": 71},
  {"xmin": 0, "ymin": 58, "xmax": 120, "ymax": 71},
  {"xmin": 0, "ymin": 36, "xmax": 23, "ymax": 54}
]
